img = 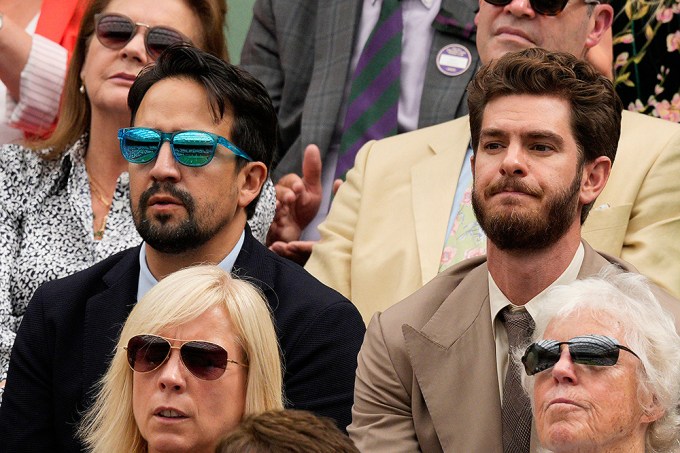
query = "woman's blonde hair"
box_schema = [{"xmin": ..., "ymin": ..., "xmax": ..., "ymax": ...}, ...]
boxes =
[{"xmin": 78, "ymin": 265, "xmax": 283, "ymax": 453}]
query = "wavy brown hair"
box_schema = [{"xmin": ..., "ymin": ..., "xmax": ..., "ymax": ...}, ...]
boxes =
[
  {"xmin": 467, "ymin": 48, "xmax": 623, "ymax": 223},
  {"xmin": 32, "ymin": 0, "xmax": 228, "ymax": 158}
]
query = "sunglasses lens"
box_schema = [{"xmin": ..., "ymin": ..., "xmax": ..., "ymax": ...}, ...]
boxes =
[
  {"xmin": 523, "ymin": 341, "xmax": 560, "ymax": 375},
  {"xmin": 531, "ymin": 0, "xmax": 568, "ymax": 14},
  {"xmin": 180, "ymin": 341, "xmax": 229, "ymax": 380},
  {"xmin": 127, "ymin": 335, "xmax": 171, "ymax": 373},
  {"xmin": 120, "ymin": 128, "xmax": 161, "ymax": 164},
  {"xmin": 96, "ymin": 15, "xmax": 135, "ymax": 48},
  {"xmin": 146, "ymin": 27, "xmax": 185, "ymax": 58},
  {"xmin": 484, "ymin": 0, "xmax": 513, "ymax": 5},
  {"xmin": 569, "ymin": 335, "xmax": 620, "ymax": 366},
  {"xmin": 172, "ymin": 131, "xmax": 217, "ymax": 167}
]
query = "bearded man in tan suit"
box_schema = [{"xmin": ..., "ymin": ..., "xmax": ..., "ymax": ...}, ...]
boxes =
[
  {"xmin": 347, "ymin": 48, "xmax": 680, "ymax": 452},
  {"xmin": 274, "ymin": 0, "xmax": 680, "ymax": 323}
]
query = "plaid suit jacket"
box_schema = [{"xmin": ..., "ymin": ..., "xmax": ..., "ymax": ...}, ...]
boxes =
[{"xmin": 241, "ymin": 0, "xmax": 480, "ymax": 180}]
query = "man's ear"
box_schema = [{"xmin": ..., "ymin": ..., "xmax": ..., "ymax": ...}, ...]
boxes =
[
  {"xmin": 470, "ymin": 153, "xmax": 476, "ymax": 178},
  {"xmin": 237, "ymin": 162, "xmax": 268, "ymax": 209},
  {"xmin": 585, "ymin": 4, "xmax": 614, "ymax": 50},
  {"xmin": 579, "ymin": 156, "xmax": 611, "ymax": 206}
]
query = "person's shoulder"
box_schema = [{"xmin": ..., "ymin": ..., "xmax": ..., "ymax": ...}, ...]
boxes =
[
  {"xmin": 239, "ymin": 239, "xmax": 366, "ymax": 337},
  {"xmin": 239, "ymin": 238, "xmax": 354, "ymax": 306},
  {"xmin": 377, "ymin": 256, "xmax": 488, "ymax": 331},
  {"xmin": 0, "ymin": 144, "xmax": 61, "ymax": 180},
  {"xmin": 368, "ymin": 116, "xmax": 470, "ymax": 152},
  {"xmin": 34, "ymin": 246, "xmax": 139, "ymax": 304},
  {"xmin": 621, "ymin": 110, "xmax": 680, "ymax": 142}
]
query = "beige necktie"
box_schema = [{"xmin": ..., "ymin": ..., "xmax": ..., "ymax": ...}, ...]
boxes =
[{"xmin": 500, "ymin": 307, "xmax": 535, "ymax": 453}]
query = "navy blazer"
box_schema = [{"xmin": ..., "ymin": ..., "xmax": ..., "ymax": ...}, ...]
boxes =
[{"xmin": 0, "ymin": 229, "xmax": 365, "ymax": 452}]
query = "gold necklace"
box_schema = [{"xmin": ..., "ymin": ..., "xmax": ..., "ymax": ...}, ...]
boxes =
[{"xmin": 88, "ymin": 172, "xmax": 112, "ymax": 240}]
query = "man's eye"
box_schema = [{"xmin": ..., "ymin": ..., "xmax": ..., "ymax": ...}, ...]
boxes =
[
  {"xmin": 531, "ymin": 144, "xmax": 555, "ymax": 152},
  {"xmin": 483, "ymin": 142, "xmax": 504, "ymax": 150}
]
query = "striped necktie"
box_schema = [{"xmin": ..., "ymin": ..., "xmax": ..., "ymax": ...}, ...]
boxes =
[
  {"xmin": 335, "ymin": 0, "xmax": 403, "ymax": 180},
  {"xmin": 500, "ymin": 307, "xmax": 535, "ymax": 453}
]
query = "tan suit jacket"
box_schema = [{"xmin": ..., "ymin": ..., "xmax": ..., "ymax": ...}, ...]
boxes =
[
  {"xmin": 348, "ymin": 243, "xmax": 680, "ymax": 452},
  {"xmin": 306, "ymin": 110, "xmax": 680, "ymax": 322}
]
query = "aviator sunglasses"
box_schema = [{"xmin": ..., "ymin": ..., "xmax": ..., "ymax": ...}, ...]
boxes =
[
  {"xmin": 125, "ymin": 334, "xmax": 246, "ymax": 380},
  {"xmin": 521, "ymin": 334, "xmax": 640, "ymax": 376},
  {"xmin": 483, "ymin": 0, "xmax": 600, "ymax": 15},
  {"xmin": 119, "ymin": 127, "xmax": 253, "ymax": 167},
  {"xmin": 94, "ymin": 13, "xmax": 188, "ymax": 59}
]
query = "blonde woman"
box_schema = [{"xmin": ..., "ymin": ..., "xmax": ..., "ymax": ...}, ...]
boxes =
[{"xmin": 78, "ymin": 265, "xmax": 283, "ymax": 453}]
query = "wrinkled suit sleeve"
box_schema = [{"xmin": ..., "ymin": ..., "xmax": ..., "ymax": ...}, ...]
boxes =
[
  {"xmin": 240, "ymin": 0, "xmax": 284, "ymax": 111},
  {"xmin": 0, "ymin": 285, "xmax": 55, "ymax": 451},
  {"xmin": 620, "ymin": 127, "xmax": 680, "ymax": 298},
  {"xmin": 282, "ymin": 299, "xmax": 365, "ymax": 431},
  {"xmin": 348, "ymin": 313, "xmax": 421, "ymax": 452},
  {"xmin": 305, "ymin": 140, "xmax": 375, "ymax": 300}
]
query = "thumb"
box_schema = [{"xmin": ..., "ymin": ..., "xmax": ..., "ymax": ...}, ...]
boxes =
[{"xmin": 302, "ymin": 144, "xmax": 323, "ymax": 190}]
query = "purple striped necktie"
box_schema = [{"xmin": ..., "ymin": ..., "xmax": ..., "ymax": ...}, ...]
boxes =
[{"xmin": 335, "ymin": 0, "xmax": 403, "ymax": 180}]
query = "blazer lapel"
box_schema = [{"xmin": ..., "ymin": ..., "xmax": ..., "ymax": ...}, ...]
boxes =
[
  {"xmin": 404, "ymin": 264, "xmax": 503, "ymax": 452},
  {"xmin": 82, "ymin": 247, "xmax": 140, "ymax": 403},
  {"xmin": 302, "ymin": 0, "xmax": 362, "ymax": 158},
  {"xmin": 411, "ymin": 119, "xmax": 471, "ymax": 286}
]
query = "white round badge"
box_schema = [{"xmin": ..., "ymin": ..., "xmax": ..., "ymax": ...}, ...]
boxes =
[{"xmin": 436, "ymin": 44, "xmax": 472, "ymax": 77}]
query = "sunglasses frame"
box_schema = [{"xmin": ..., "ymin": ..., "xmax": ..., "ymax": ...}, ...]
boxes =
[
  {"xmin": 94, "ymin": 13, "xmax": 189, "ymax": 58},
  {"xmin": 124, "ymin": 334, "xmax": 246, "ymax": 381},
  {"xmin": 521, "ymin": 334, "xmax": 640, "ymax": 376},
  {"xmin": 482, "ymin": 0, "xmax": 600, "ymax": 15},
  {"xmin": 118, "ymin": 127, "xmax": 254, "ymax": 167}
]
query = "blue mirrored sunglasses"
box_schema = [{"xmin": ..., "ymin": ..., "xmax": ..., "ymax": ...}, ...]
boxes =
[{"xmin": 118, "ymin": 127, "xmax": 253, "ymax": 167}]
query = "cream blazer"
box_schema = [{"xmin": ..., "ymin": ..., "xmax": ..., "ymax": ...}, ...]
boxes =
[{"xmin": 306, "ymin": 111, "xmax": 680, "ymax": 322}]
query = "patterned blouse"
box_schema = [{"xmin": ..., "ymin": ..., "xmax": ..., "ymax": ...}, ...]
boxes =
[{"xmin": 0, "ymin": 136, "xmax": 275, "ymax": 384}]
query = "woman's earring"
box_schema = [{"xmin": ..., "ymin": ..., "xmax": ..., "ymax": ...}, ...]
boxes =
[{"xmin": 79, "ymin": 84, "xmax": 85, "ymax": 94}]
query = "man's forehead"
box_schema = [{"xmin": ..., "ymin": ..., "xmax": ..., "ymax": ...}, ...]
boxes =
[{"xmin": 480, "ymin": 94, "xmax": 572, "ymax": 139}]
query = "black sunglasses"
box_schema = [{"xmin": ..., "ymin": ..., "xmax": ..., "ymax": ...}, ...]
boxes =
[
  {"xmin": 521, "ymin": 334, "xmax": 640, "ymax": 376},
  {"xmin": 94, "ymin": 13, "xmax": 188, "ymax": 59},
  {"xmin": 125, "ymin": 334, "xmax": 246, "ymax": 381},
  {"xmin": 483, "ymin": 0, "xmax": 600, "ymax": 15}
]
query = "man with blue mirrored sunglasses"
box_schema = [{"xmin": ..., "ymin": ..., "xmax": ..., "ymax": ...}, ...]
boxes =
[{"xmin": 0, "ymin": 44, "xmax": 365, "ymax": 453}]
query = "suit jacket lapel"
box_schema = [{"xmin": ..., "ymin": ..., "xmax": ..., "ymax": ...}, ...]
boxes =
[
  {"xmin": 404, "ymin": 263, "xmax": 503, "ymax": 452},
  {"xmin": 411, "ymin": 119, "xmax": 471, "ymax": 286},
  {"xmin": 303, "ymin": 0, "xmax": 362, "ymax": 159},
  {"xmin": 82, "ymin": 247, "xmax": 140, "ymax": 403}
]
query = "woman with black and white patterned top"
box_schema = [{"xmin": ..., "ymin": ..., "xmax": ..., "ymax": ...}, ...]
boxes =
[{"xmin": 0, "ymin": 0, "xmax": 275, "ymax": 391}]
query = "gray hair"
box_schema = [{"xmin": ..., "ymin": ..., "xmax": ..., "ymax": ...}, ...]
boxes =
[{"xmin": 519, "ymin": 266, "xmax": 680, "ymax": 453}]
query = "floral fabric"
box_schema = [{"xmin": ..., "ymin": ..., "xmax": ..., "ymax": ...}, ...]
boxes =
[{"xmin": 613, "ymin": 0, "xmax": 680, "ymax": 122}]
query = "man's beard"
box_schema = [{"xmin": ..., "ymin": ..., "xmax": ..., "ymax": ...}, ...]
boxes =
[
  {"xmin": 133, "ymin": 181, "xmax": 228, "ymax": 254},
  {"xmin": 471, "ymin": 171, "xmax": 581, "ymax": 251}
]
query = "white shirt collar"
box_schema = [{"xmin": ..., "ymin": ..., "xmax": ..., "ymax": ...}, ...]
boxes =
[{"xmin": 136, "ymin": 229, "xmax": 245, "ymax": 301}]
